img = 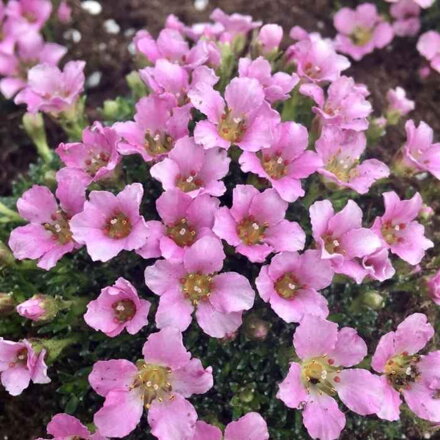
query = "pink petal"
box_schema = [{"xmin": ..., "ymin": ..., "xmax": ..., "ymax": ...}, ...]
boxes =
[
  {"xmin": 264, "ymin": 220, "xmax": 305, "ymax": 253},
  {"xmin": 196, "ymin": 301, "xmax": 242, "ymax": 338},
  {"xmin": 394, "ymin": 313, "xmax": 434, "ymax": 355},
  {"xmin": 17, "ymin": 185, "xmax": 57, "ymax": 223},
  {"xmin": 194, "ymin": 421, "xmax": 222, "ymax": 440},
  {"xmin": 183, "ymin": 236, "xmax": 225, "ymax": 274},
  {"xmin": 224, "ymin": 412, "xmax": 269, "ymax": 440},
  {"xmin": 377, "ymin": 376, "xmax": 401, "ymax": 421},
  {"xmin": 171, "ymin": 358, "xmax": 213, "ymax": 397},
  {"xmin": 155, "ymin": 289, "xmax": 194, "ymax": 332},
  {"xmin": 276, "ymin": 362, "xmax": 309, "ymax": 408},
  {"xmin": 328, "ymin": 327, "xmax": 367, "ymax": 367},
  {"xmin": 47, "ymin": 414, "xmax": 90, "ymax": 438}
]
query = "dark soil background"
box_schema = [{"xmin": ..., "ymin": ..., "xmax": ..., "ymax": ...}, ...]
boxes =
[{"xmin": 0, "ymin": 0, "xmax": 439, "ymax": 439}]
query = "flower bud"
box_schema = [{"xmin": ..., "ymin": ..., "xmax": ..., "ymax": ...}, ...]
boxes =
[
  {"xmin": 16, "ymin": 294, "xmax": 59, "ymax": 322},
  {"xmin": 426, "ymin": 270, "xmax": 440, "ymax": 306},
  {"xmin": 0, "ymin": 293, "xmax": 15, "ymax": 315},
  {"xmin": 419, "ymin": 204, "xmax": 434, "ymax": 221},
  {"xmin": 126, "ymin": 71, "xmax": 148, "ymax": 100},
  {"xmin": 360, "ymin": 291, "xmax": 385, "ymax": 310},
  {"xmin": 244, "ymin": 315, "xmax": 270, "ymax": 341},
  {"xmin": 0, "ymin": 241, "xmax": 15, "ymax": 266}
]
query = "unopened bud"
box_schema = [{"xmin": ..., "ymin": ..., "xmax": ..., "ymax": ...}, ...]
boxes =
[
  {"xmin": 126, "ymin": 71, "xmax": 148, "ymax": 100},
  {"xmin": 16, "ymin": 294, "xmax": 59, "ymax": 322},
  {"xmin": 0, "ymin": 241, "xmax": 15, "ymax": 266},
  {"xmin": 419, "ymin": 204, "xmax": 434, "ymax": 222},
  {"xmin": 244, "ymin": 315, "xmax": 270, "ymax": 341},
  {"xmin": 360, "ymin": 291, "xmax": 384, "ymax": 310},
  {"xmin": 0, "ymin": 293, "xmax": 15, "ymax": 315}
]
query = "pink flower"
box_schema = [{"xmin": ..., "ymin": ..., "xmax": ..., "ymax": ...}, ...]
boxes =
[
  {"xmin": 361, "ymin": 248, "xmax": 396, "ymax": 282},
  {"xmin": 309, "ymin": 199, "xmax": 382, "ymax": 283},
  {"xmin": 37, "ymin": 413, "xmax": 106, "ymax": 440},
  {"xmin": 56, "ymin": 122, "xmax": 121, "ymax": 185},
  {"xmin": 9, "ymin": 181, "xmax": 86, "ymax": 270},
  {"xmin": 390, "ymin": 0, "xmax": 421, "ymax": 37},
  {"xmin": 144, "ymin": 236, "xmax": 255, "ymax": 338},
  {"xmin": 213, "ymin": 185, "xmax": 306, "ymax": 263},
  {"xmin": 238, "ymin": 57, "xmax": 299, "ymax": 103},
  {"xmin": 372, "ymin": 313, "xmax": 440, "ymax": 422},
  {"xmin": 315, "ymin": 127, "xmax": 389, "ymax": 194},
  {"xmin": 399, "ymin": 120, "xmax": 440, "ymax": 179},
  {"xmin": 277, "ymin": 315, "xmax": 383, "ymax": 440},
  {"xmin": 0, "ymin": 339, "xmax": 50, "ymax": 396},
  {"xmin": 417, "ymin": 31, "xmax": 440, "ymax": 74},
  {"xmin": 15, "ymin": 61, "xmax": 85, "ymax": 115},
  {"xmin": 257, "ymin": 24, "xmax": 283, "ymax": 53},
  {"xmin": 427, "ymin": 270, "xmax": 440, "ymax": 305},
  {"xmin": 6, "ymin": 0, "xmax": 52, "ymax": 34},
  {"xmin": 89, "ymin": 327, "xmax": 213, "ymax": 438},
  {"xmin": 256, "ymin": 250, "xmax": 333, "ymax": 323},
  {"xmin": 239, "ymin": 122, "xmax": 321, "ymax": 202},
  {"xmin": 386, "ymin": 87, "xmax": 415, "ymax": 118},
  {"xmin": 150, "ymin": 136, "xmax": 230, "ymax": 197},
  {"xmin": 287, "ymin": 34, "xmax": 350, "ymax": 83},
  {"xmin": 84, "ymin": 277, "xmax": 151, "ymax": 337},
  {"xmin": 210, "ymin": 8, "xmax": 261, "ymax": 37},
  {"xmin": 371, "ymin": 191, "xmax": 433, "ymax": 265},
  {"xmin": 114, "ymin": 94, "xmax": 190, "ymax": 162},
  {"xmin": 70, "ymin": 183, "xmax": 148, "ymax": 262},
  {"xmin": 16, "ymin": 294, "xmax": 53, "ymax": 321},
  {"xmin": 0, "ymin": 32, "xmax": 66, "ymax": 99},
  {"xmin": 193, "ymin": 413, "xmax": 269, "ymax": 440},
  {"xmin": 137, "ymin": 190, "xmax": 219, "ymax": 263},
  {"xmin": 300, "ymin": 76, "xmax": 372, "ymax": 131},
  {"xmin": 56, "ymin": 1, "xmax": 72, "ymax": 24},
  {"xmin": 386, "ymin": 0, "xmax": 435, "ymax": 8},
  {"xmin": 333, "ymin": 3, "xmax": 394, "ymax": 61},
  {"xmin": 189, "ymin": 77, "xmax": 280, "ymax": 152}
]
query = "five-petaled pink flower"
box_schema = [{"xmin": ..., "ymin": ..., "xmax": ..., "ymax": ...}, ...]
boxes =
[
  {"xmin": 277, "ymin": 315, "xmax": 383, "ymax": 440},
  {"xmin": 239, "ymin": 121, "xmax": 322, "ymax": 203},
  {"xmin": 0, "ymin": 338, "xmax": 50, "ymax": 396},
  {"xmin": 137, "ymin": 189, "xmax": 219, "ymax": 263},
  {"xmin": 193, "ymin": 412, "xmax": 269, "ymax": 440},
  {"xmin": 145, "ymin": 236, "xmax": 255, "ymax": 338},
  {"xmin": 70, "ymin": 183, "xmax": 148, "ymax": 262},
  {"xmin": 36, "ymin": 413, "xmax": 107, "ymax": 440},
  {"xmin": 214, "ymin": 185, "xmax": 306, "ymax": 263},
  {"xmin": 89, "ymin": 327, "xmax": 213, "ymax": 438},
  {"xmin": 84, "ymin": 277, "xmax": 151, "ymax": 337},
  {"xmin": 372, "ymin": 313, "xmax": 440, "ymax": 423},
  {"xmin": 150, "ymin": 136, "xmax": 230, "ymax": 197},
  {"xmin": 256, "ymin": 250, "xmax": 333, "ymax": 323},
  {"xmin": 371, "ymin": 191, "xmax": 433, "ymax": 265},
  {"xmin": 309, "ymin": 199, "xmax": 382, "ymax": 283}
]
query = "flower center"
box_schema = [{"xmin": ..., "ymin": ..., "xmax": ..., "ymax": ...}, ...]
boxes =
[
  {"xmin": 301, "ymin": 357, "xmax": 339, "ymax": 396},
  {"xmin": 167, "ymin": 218, "xmax": 197, "ymax": 247},
  {"xmin": 23, "ymin": 11, "xmax": 37, "ymax": 23},
  {"xmin": 237, "ymin": 217, "xmax": 267, "ymax": 245},
  {"xmin": 218, "ymin": 109, "xmax": 246, "ymax": 143},
  {"xmin": 85, "ymin": 152, "xmax": 110, "ymax": 177},
  {"xmin": 44, "ymin": 210, "xmax": 73, "ymax": 245},
  {"xmin": 104, "ymin": 212, "xmax": 132, "ymax": 239},
  {"xmin": 275, "ymin": 273, "xmax": 300, "ymax": 299},
  {"xmin": 175, "ymin": 172, "xmax": 202, "ymax": 193},
  {"xmin": 112, "ymin": 299, "xmax": 136, "ymax": 323},
  {"xmin": 303, "ymin": 62, "xmax": 322, "ymax": 79},
  {"xmin": 181, "ymin": 273, "xmax": 213, "ymax": 305},
  {"xmin": 381, "ymin": 221, "xmax": 406, "ymax": 246},
  {"xmin": 9, "ymin": 348, "xmax": 28, "ymax": 369},
  {"xmin": 144, "ymin": 130, "xmax": 173, "ymax": 156},
  {"xmin": 350, "ymin": 26, "xmax": 373, "ymax": 46},
  {"xmin": 384, "ymin": 353, "xmax": 420, "ymax": 392},
  {"xmin": 325, "ymin": 154, "xmax": 358, "ymax": 182},
  {"xmin": 260, "ymin": 153, "xmax": 288, "ymax": 180},
  {"xmin": 323, "ymin": 235, "xmax": 343, "ymax": 255},
  {"xmin": 132, "ymin": 361, "xmax": 172, "ymax": 408}
]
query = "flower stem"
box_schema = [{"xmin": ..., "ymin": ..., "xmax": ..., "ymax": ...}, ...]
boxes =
[{"xmin": 0, "ymin": 201, "xmax": 22, "ymax": 222}]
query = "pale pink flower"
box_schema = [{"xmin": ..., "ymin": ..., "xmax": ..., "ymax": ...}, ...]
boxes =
[
  {"xmin": 257, "ymin": 24, "xmax": 283, "ymax": 53},
  {"xmin": 256, "ymin": 250, "xmax": 333, "ymax": 323},
  {"xmin": 193, "ymin": 413, "xmax": 269, "ymax": 440},
  {"xmin": 427, "ymin": 270, "xmax": 440, "ymax": 305},
  {"xmin": 89, "ymin": 327, "xmax": 213, "ymax": 438},
  {"xmin": 189, "ymin": 77, "xmax": 280, "ymax": 152},
  {"xmin": 361, "ymin": 248, "xmax": 396, "ymax": 282},
  {"xmin": 287, "ymin": 34, "xmax": 350, "ymax": 83},
  {"xmin": 238, "ymin": 57, "xmax": 299, "ymax": 103},
  {"xmin": 144, "ymin": 237, "xmax": 255, "ymax": 338},
  {"xmin": 150, "ymin": 136, "xmax": 230, "ymax": 197},
  {"xmin": 9, "ymin": 180, "xmax": 86, "ymax": 270},
  {"xmin": 210, "ymin": 8, "xmax": 261, "ymax": 37},
  {"xmin": 334, "ymin": 3, "xmax": 394, "ymax": 61},
  {"xmin": 399, "ymin": 120, "xmax": 440, "ymax": 179},
  {"xmin": 15, "ymin": 61, "xmax": 85, "ymax": 115},
  {"xmin": 213, "ymin": 185, "xmax": 305, "ymax": 263},
  {"xmin": 386, "ymin": 0, "xmax": 435, "ymax": 8},
  {"xmin": 84, "ymin": 277, "xmax": 150, "ymax": 337},
  {"xmin": 114, "ymin": 94, "xmax": 190, "ymax": 162},
  {"xmin": 70, "ymin": 183, "xmax": 148, "ymax": 262},
  {"xmin": 56, "ymin": 1, "xmax": 72, "ymax": 24},
  {"xmin": 309, "ymin": 199, "xmax": 382, "ymax": 283},
  {"xmin": 137, "ymin": 190, "xmax": 219, "ymax": 263},
  {"xmin": 239, "ymin": 121, "xmax": 321, "ymax": 202},
  {"xmin": 390, "ymin": 0, "xmax": 421, "ymax": 37},
  {"xmin": 277, "ymin": 315, "xmax": 383, "ymax": 440},
  {"xmin": 386, "ymin": 87, "xmax": 415, "ymax": 118},
  {"xmin": 417, "ymin": 31, "xmax": 440, "ymax": 73},
  {"xmin": 300, "ymin": 76, "xmax": 372, "ymax": 131},
  {"xmin": 0, "ymin": 339, "xmax": 50, "ymax": 396},
  {"xmin": 6, "ymin": 0, "xmax": 52, "ymax": 34},
  {"xmin": 372, "ymin": 313, "xmax": 440, "ymax": 422},
  {"xmin": 315, "ymin": 126, "xmax": 389, "ymax": 194},
  {"xmin": 371, "ymin": 191, "xmax": 433, "ymax": 265},
  {"xmin": 56, "ymin": 122, "xmax": 121, "ymax": 185},
  {"xmin": 37, "ymin": 413, "xmax": 106, "ymax": 440}
]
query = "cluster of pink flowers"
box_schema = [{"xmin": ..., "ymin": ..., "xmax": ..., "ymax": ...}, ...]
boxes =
[{"xmin": 3, "ymin": 4, "xmax": 439, "ymax": 440}]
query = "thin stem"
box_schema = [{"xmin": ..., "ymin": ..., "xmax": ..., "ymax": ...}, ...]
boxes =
[{"xmin": 0, "ymin": 201, "xmax": 22, "ymax": 222}]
